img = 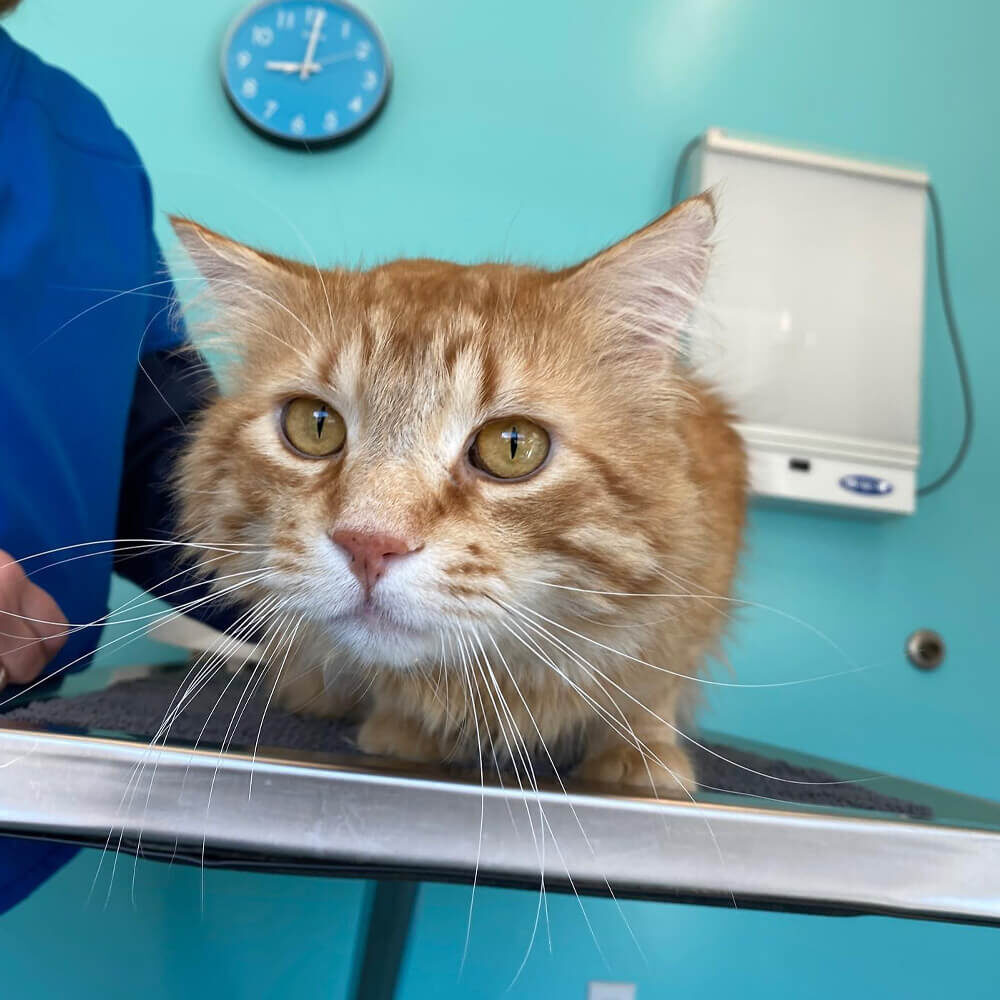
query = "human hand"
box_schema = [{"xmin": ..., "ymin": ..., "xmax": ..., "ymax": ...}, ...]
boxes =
[{"xmin": 0, "ymin": 550, "xmax": 68, "ymax": 691}]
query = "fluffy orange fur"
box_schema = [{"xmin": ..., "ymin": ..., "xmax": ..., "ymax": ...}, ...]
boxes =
[{"xmin": 172, "ymin": 194, "xmax": 747, "ymax": 797}]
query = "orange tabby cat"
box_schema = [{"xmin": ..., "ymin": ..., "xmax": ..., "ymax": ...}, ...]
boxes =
[{"xmin": 171, "ymin": 193, "xmax": 747, "ymax": 797}]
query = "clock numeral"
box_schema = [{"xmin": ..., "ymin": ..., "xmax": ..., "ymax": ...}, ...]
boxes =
[
  {"xmin": 241, "ymin": 77, "xmax": 259, "ymax": 98},
  {"xmin": 347, "ymin": 95, "xmax": 363, "ymax": 114},
  {"xmin": 323, "ymin": 110, "xmax": 339, "ymax": 132},
  {"xmin": 361, "ymin": 69, "xmax": 378, "ymax": 91},
  {"xmin": 355, "ymin": 41, "xmax": 371, "ymax": 60},
  {"xmin": 264, "ymin": 99, "xmax": 279, "ymax": 119},
  {"xmin": 276, "ymin": 9, "xmax": 295, "ymax": 29},
  {"xmin": 340, "ymin": 19, "xmax": 351, "ymax": 38},
  {"xmin": 290, "ymin": 114, "xmax": 307, "ymax": 136},
  {"xmin": 251, "ymin": 25, "xmax": 274, "ymax": 46},
  {"xmin": 305, "ymin": 6, "xmax": 323, "ymax": 25},
  {"xmin": 236, "ymin": 50, "xmax": 252, "ymax": 69}
]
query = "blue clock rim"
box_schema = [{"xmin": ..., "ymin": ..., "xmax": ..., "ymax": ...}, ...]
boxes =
[{"xmin": 220, "ymin": 0, "xmax": 392, "ymax": 149}]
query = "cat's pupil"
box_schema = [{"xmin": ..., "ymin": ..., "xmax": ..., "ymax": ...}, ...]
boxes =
[
  {"xmin": 508, "ymin": 425, "xmax": 519, "ymax": 461},
  {"xmin": 313, "ymin": 407, "xmax": 327, "ymax": 439}
]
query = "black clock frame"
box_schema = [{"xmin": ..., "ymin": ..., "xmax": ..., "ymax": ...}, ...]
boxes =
[{"xmin": 220, "ymin": 0, "xmax": 392, "ymax": 150}]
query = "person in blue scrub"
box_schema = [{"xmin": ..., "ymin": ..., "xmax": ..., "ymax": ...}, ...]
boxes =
[{"xmin": 0, "ymin": 5, "xmax": 234, "ymax": 912}]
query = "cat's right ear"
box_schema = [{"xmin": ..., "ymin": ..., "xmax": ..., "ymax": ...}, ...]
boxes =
[
  {"xmin": 169, "ymin": 216, "xmax": 297, "ymax": 334},
  {"xmin": 558, "ymin": 193, "xmax": 716, "ymax": 358}
]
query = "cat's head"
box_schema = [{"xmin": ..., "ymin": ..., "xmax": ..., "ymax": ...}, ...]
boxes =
[{"xmin": 172, "ymin": 196, "xmax": 723, "ymax": 671}]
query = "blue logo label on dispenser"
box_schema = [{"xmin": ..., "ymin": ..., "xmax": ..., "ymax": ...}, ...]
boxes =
[{"xmin": 839, "ymin": 474, "xmax": 894, "ymax": 497}]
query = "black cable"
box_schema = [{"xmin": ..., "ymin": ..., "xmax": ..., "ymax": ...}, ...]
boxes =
[
  {"xmin": 670, "ymin": 137, "xmax": 973, "ymax": 497},
  {"xmin": 916, "ymin": 183, "xmax": 974, "ymax": 496},
  {"xmin": 670, "ymin": 135, "xmax": 700, "ymax": 207}
]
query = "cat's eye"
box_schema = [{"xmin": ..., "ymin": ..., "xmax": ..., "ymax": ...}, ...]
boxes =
[
  {"xmin": 470, "ymin": 417, "xmax": 550, "ymax": 480},
  {"xmin": 280, "ymin": 397, "xmax": 346, "ymax": 458}
]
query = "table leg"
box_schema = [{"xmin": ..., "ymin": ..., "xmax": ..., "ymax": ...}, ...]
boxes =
[{"xmin": 351, "ymin": 879, "xmax": 419, "ymax": 1000}]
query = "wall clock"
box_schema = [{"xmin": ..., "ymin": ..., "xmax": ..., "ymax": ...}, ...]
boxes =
[{"xmin": 221, "ymin": 0, "xmax": 391, "ymax": 148}]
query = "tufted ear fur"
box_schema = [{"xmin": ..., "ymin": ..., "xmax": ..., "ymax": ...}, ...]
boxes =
[
  {"xmin": 561, "ymin": 192, "xmax": 716, "ymax": 356},
  {"xmin": 168, "ymin": 216, "xmax": 311, "ymax": 360},
  {"xmin": 170, "ymin": 215, "xmax": 298, "ymax": 306}
]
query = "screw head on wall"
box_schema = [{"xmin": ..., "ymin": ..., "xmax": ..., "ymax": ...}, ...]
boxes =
[{"xmin": 906, "ymin": 629, "xmax": 946, "ymax": 671}]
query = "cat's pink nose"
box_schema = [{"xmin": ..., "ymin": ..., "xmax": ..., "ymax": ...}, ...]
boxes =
[{"xmin": 332, "ymin": 530, "xmax": 419, "ymax": 593}]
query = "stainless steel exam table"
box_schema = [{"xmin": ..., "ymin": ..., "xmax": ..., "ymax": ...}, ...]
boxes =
[{"xmin": 0, "ymin": 664, "xmax": 998, "ymax": 998}]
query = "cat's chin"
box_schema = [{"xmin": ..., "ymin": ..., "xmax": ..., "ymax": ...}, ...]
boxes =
[{"xmin": 323, "ymin": 609, "xmax": 437, "ymax": 670}]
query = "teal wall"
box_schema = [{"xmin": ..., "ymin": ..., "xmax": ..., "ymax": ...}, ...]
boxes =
[{"xmin": 4, "ymin": 0, "xmax": 998, "ymax": 996}]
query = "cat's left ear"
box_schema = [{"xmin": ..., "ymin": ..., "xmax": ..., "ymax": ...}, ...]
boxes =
[
  {"xmin": 560, "ymin": 192, "xmax": 716, "ymax": 349},
  {"xmin": 169, "ymin": 216, "xmax": 299, "ymax": 332}
]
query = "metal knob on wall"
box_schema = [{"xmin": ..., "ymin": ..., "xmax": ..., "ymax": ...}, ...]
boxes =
[{"xmin": 906, "ymin": 629, "xmax": 946, "ymax": 670}]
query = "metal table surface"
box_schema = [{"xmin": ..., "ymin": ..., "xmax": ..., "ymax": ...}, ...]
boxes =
[{"xmin": 1, "ymin": 672, "xmax": 999, "ymax": 928}]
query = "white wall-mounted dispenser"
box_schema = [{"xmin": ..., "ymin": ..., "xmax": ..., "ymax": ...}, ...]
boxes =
[{"xmin": 687, "ymin": 128, "xmax": 929, "ymax": 514}]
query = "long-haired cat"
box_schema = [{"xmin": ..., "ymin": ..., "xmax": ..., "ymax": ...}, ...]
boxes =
[{"xmin": 171, "ymin": 193, "xmax": 747, "ymax": 798}]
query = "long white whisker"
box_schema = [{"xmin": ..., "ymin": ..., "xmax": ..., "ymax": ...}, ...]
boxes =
[
  {"xmin": 122, "ymin": 597, "xmax": 281, "ymax": 905},
  {"xmin": 461, "ymin": 631, "xmax": 517, "ymax": 833},
  {"xmin": 35, "ymin": 274, "xmax": 316, "ymax": 367},
  {"xmin": 10, "ymin": 536, "xmax": 264, "ymax": 569},
  {"xmin": 1, "ymin": 565, "xmax": 270, "ymax": 637},
  {"xmin": 498, "ymin": 612, "xmax": 739, "ymax": 914},
  {"xmin": 168, "ymin": 598, "xmax": 284, "ymax": 807},
  {"xmin": 513, "ymin": 594, "xmax": 869, "ymax": 689},
  {"xmin": 495, "ymin": 617, "xmax": 678, "ymax": 953},
  {"xmin": 470, "ymin": 634, "xmax": 550, "ymax": 983},
  {"xmin": 1, "ymin": 553, "xmax": 241, "ymax": 656},
  {"xmin": 504, "ymin": 600, "xmax": 882, "ymax": 787},
  {"xmin": 535, "ymin": 808, "xmax": 608, "ymax": 968},
  {"xmin": 450, "ymin": 627, "xmax": 486, "ymax": 975},
  {"xmin": 91, "ymin": 591, "xmax": 277, "ymax": 904},
  {"xmin": 496, "ymin": 615, "xmax": 659, "ymax": 775},
  {"xmin": 34, "ymin": 277, "xmax": 194, "ymax": 352},
  {"xmin": 527, "ymin": 581, "xmax": 868, "ymax": 687},
  {"xmin": 249, "ymin": 615, "xmax": 304, "ymax": 798},
  {"xmin": 197, "ymin": 604, "xmax": 292, "ymax": 910},
  {"xmin": 488, "ymin": 635, "xmax": 645, "ymax": 963},
  {"xmin": 23, "ymin": 541, "xmax": 255, "ymax": 582},
  {"xmin": 0, "ymin": 571, "xmax": 273, "ymax": 711},
  {"xmin": 137, "ymin": 303, "xmax": 186, "ymax": 425}
]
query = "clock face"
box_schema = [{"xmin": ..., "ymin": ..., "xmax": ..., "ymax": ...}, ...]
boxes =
[{"xmin": 221, "ymin": 0, "xmax": 391, "ymax": 148}]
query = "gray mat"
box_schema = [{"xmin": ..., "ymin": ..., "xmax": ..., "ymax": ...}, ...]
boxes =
[{"xmin": 3, "ymin": 667, "xmax": 932, "ymax": 820}]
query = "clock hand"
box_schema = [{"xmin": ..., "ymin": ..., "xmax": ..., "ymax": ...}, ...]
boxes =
[
  {"xmin": 300, "ymin": 8, "xmax": 326, "ymax": 80},
  {"xmin": 265, "ymin": 60, "xmax": 320, "ymax": 73},
  {"xmin": 263, "ymin": 47, "xmax": 353, "ymax": 76},
  {"xmin": 315, "ymin": 49, "xmax": 356, "ymax": 66},
  {"xmin": 265, "ymin": 49, "xmax": 354, "ymax": 75}
]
